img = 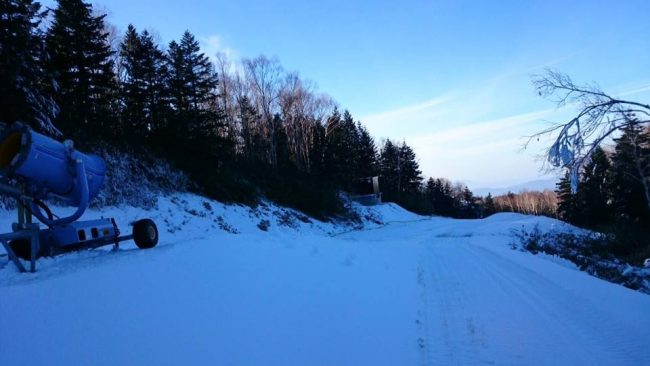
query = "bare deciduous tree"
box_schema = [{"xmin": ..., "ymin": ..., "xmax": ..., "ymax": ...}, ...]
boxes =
[
  {"xmin": 243, "ymin": 56, "xmax": 283, "ymax": 168},
  {"xmin": 493, "ymin": 190, "xmax": 558, "ymax": 217},
  {"xmin": 278, "ymin": 73, "xmax": 336, "ymax": 171},
  {"xmin": 530, "ymin": 69, "xmax": 650, "ymax": 208},
  {"xmin": 213, "ymin": 53, "xmax": 336, "ymax": 172}
]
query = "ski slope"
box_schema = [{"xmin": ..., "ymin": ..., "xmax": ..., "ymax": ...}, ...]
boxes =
[{"xmin": 1, "ymin": 194, "xmax": 649, "ymax": 365}]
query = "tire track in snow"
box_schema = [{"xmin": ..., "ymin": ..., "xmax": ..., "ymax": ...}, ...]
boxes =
[
  {"xmin": 416, "ymin": 257, "xmax": 432, "ymax": 366},
  {"xmin": 418, "ymin": 235, "xmax": 650, "ymax": 365},
  {"xmin": 458, "ymin": 242, "xmax": 596, "ymax": 364},
  {"xmin": 423, "ymin": 237, "xmax": 492, "ymax": 365},
  {"xmin": 463, "ymin": 242, "xmax": 650, "ymax": 365}
]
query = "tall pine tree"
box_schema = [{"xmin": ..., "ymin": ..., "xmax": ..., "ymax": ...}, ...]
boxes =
[
  {"xmin": 556, "ymin": 170, "xmax": 579, "ymax": 223},
  {"xmin": 323, "ymin": 108, "xmax": 360, "ymax": 188},
  {"xmin": 422, "ymin": 177, "xmax": 456, "ymax": 217},
  {"xmin": 166, "ymin": 31, "xmax": 231, "ymax": 176},
  {"xmin": 355, "ymin": 122, "xmax": 378, "ymax": 178},
  {"xmin": 46, "ymin": 0, "xmax": 116, "ymax": 139},
  {"xmin": 379, "ymin": 139, "xmax": 423, "ymax": 204},
  {"xmin": 0, "ymin": 0, "xmax": 58, "ymax": 133},
  {"xmin": 119, "ymin": 25, "xmax": 143, "ymax": 136},
  {"xmin": 379, "ymin": 138, "xmax": 400, "ymax": 199},
  {"xmin": 119, "ymin": 25, "xmax": 170, "ymax": 140},
  {"xmin": 461, "ymin": 186, "xmax": 478, "ymax": 218},
  {"xmin": 397, "ymin": 142, "xmax": 423, "ymax": 195},
  {"xmin": 483, "ymin": 193, "xmax": 496, "ymax": 217},
  {"xmin": 167, "ymin": 31, "xmax": 220, "ymax": 139},
  {"xmin": 608, "ymin": 125, "xmax": 650, "ymax": 224},
  {"xmin": 340, "ymin": 111, "xmax": 359, "ymax": 183},
  {"xmin": 577, "ymin": 146, "xmax": 611, "ymax": 226}
]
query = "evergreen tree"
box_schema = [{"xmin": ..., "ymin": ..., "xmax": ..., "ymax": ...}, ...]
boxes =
[
  {"xmin": 608, "ymin": 125, "xmax": 650, "ymax": 224},
  {"xmin": 237, "ymin": 95, "xmax": 258, "ymax": 163},
  {"xmin": 119, "ymin": 25, "xmax": 170, "ymax": 140},
  {"xmin": 483, "ymin": 193, "xmax": 496, "ymax": 217},
  {"xmin": 323, "ymin": 109, "xmax": 358, "ymax": 188},
  {"xmin": 556, "ymin": 171, "xmax": 579, "ymax": 223},
  {"xmin": 45, "ymin": 0, "xmax": 116, "ymax": 138},
  {"xmin": 423, "ymin": 177, "xmax": 437, "ymax": 213},
  {"xmin": 397, "ymin": 142, "xmax": 423, "ymax": 195},
  {"xmin": 378, "ymin": 139, "xmax": 423, "ymax": 210},
  {"xmin": 355, "ymin": 122, "xmax": 378, "ymax": 178},
  {"xmin": 167, "ymin": 31, "xmax": 220, "ymax": 138},
  {"xmin": 577, "ymin": 146, "xmax": 611, "ymax": 225},
  {"xmin": 273, "ymin": 113, "xmax": 292, "ymax": 171},
  {"xmin": 379, "ymin": 138, "xmax": 400, "ymax": 199},
  {"xmin": 308, "ymin": 121, "xmax": 327, "ymax": 175},
  {"xmin": 166, "ymin": 30, "xmax": 232, "ymax": 173},
  {"xmin": 461, "ymin": 186, "xmax": 478, "ymax": 218},
  {"xmin": 119, "ymin": 25, "xmax": 143, "ymax": 135},
  {"xmin": 339, "ymin": 110, "xmax": 360, "ymax": 182},
  {"xmin": 167, "ymin": 40, "xmax": 186, "ymax": 117},
  {"xmin": 322, "ymin": 107, "xmax": 341, "ymax": 177},
  {"xmin": 440, "ymin": 179, "xmax": 456, "ymax": 216},
  {"xmin": 424, "ymin": 177, "xmax": 456, "ymax": 217},
  {"xmin": 0, "ymin": 0, "xmax": 58, "ymax": 133},
  {"xmin": 139, "ymin": 30, "xmax": 170, "ymax": 136}
]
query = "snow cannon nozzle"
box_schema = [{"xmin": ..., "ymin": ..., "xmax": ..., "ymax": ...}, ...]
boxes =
[{"xmin": 0, "ymin": 122, "xmax": 105, "ymax": 206}]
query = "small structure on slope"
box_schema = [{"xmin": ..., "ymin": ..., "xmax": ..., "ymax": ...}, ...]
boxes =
[{"xmin": 350, "ymin": 176, "xmax": 382, "ymax": 206}]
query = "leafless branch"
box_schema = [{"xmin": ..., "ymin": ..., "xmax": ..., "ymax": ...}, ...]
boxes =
[{"xmin": 530, "ymin": 69, "xmax": 650, "ymax": 207}]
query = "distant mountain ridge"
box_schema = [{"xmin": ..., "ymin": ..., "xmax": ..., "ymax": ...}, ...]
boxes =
[{"xmin": 472, "ymin": 178, "xmax": 558, "ymax": 197}]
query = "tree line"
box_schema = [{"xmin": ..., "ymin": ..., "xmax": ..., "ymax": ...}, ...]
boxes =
[
  {"xmin": 491, "ymin": 190, "xmax": 557, "ymax": 217},
  {"xmin": 1, "ymin": 0, "xmax": 492, "ymax": 218},
  {"xmin": 8, "ymin": 0, "xmax": 644, "ymax": 231},
  {"xmin": 555, "ymin": 125, "xmax": 650, "ymax": 257}
]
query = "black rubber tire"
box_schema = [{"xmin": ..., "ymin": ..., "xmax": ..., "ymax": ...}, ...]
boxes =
[
  {"xmin": 133, "ymin": 219, "xmax": 159, "ymax": 249},
  {"xmin": 8, "ymin": 239, "xmax": 39, "ymax": 260}
]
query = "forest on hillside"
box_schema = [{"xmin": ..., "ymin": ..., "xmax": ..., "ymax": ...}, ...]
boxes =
[
  {"xmin": 1, "ymin": 0, "xmax": 493, "ymax": 219},
  {"xmin": 1, "ymin": 0, "xmax": 649, "ymax": 260}
]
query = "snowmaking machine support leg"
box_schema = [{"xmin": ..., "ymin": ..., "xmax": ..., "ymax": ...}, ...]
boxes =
[
  {"xmin": 1, "ymin": 239, "xmax": 26, "ymax": 273},
  {"xmin": 0, "ymin": 225, "xmax": 39, "ymax": 273},
  {"xmin": 0, "ymin": 189, "xmax": 40, "ymax": 273}
]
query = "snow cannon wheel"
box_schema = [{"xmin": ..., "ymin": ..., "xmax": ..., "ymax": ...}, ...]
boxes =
[{"xmin": 133, "ymin": 219, "xmax": 158, "ymax": 249}]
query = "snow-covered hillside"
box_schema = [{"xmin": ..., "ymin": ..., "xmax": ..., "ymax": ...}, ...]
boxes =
[{"xmin": 1, "ymin": 194, "xmax": 649, "ymax": 365}]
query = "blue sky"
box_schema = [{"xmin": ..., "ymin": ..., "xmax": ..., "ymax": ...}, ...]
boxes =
[{"xmin": 43, "ymin": 0, "xmax": 650, "ymax": 187}]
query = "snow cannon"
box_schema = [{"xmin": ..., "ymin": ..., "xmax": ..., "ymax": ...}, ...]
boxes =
[
  {"xmin": 0, "ymin": 123, "xmax": 159, "ymax": 273},
  {"xmin": 0, "ymin": 122, "xmax": 105, "ymax": 206}
]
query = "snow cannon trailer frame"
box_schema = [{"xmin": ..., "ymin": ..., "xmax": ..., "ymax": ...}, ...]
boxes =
[{"xmin": 0, "ymin": 123, "xmax": 159, "ymax": 273}]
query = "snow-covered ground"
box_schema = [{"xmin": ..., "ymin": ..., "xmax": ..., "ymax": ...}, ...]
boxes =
[{"xmin": 1, "ymin": 194, "xmax": 649, "ymax": 365}]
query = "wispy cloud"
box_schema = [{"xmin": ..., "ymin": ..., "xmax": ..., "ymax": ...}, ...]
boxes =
[
  {"xmin": 360, "ymin": 96, "xmax": 450, "ymax": 128},
  {"xmin": 357, "ymin": 70, "xmax": 570, "ymax": 185},
  {"xmin": 359, "ymin": 70, "xmax": 542, "ymax": 140},
  {"xmin": 200, "ymin": 34, "xmax": 237, "ymax": 62},
  {"xmin": 618, "ymin": 83, "xmax": 650, "ymax": 98},
  {"xmin": 354, "ymin": 39, "xmax": 650, "ymax": 185},
  {"xmin": 408, "ymin": 108, "xmax": 554, "ymax": 146},
  {"xmin": 406, "ymin": 107, "xmax": 560, "ymax": 185}
]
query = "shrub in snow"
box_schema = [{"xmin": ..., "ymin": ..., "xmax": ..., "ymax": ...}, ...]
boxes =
[
  {"xmin": 513, "ymin": 226, "xmax": 650, "ymax": 294},
  {"xmin": 91, "ymin": 146, "xmax": 190, "ymax": 209},
  {"xmin": 257, "ymin": 219, "xmax": 270, "ymax": 231}
]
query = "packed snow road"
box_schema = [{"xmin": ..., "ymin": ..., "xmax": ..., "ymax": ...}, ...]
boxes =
[
  {"xmin": 350, "ymin": 219, "xmax": 650, "ymax": 365},
  {"xmin": 1, "ymin": 199, "xmax": 649, "ymax": 365}
]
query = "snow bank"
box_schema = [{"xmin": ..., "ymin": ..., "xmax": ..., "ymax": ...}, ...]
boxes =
[
  {"xmin": 1, "ymin": 195, "xmax": 649, "ymax": 365},
  {"xmin": 0, "ymin": 192, "xmax": 398, "ymax": 261}
]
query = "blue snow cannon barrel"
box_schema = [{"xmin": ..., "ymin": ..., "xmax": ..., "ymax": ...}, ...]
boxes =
[{"xmin": 0, "ymin": 123, "xmax": 106, "ymax": 205}]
